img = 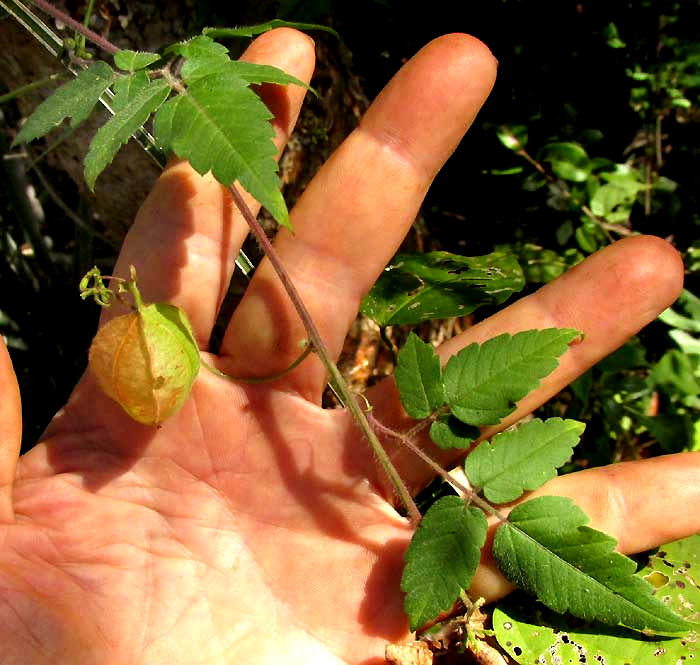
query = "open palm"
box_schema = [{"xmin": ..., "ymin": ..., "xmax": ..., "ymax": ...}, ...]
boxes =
[{"xmin": 1, "ymin": 29, "xmax": 698, "ymax": 665}]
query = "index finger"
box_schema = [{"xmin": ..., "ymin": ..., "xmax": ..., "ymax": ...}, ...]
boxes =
[{"xmin": 107, "ymin": 28, "xmax": 316, "ymax": 346}]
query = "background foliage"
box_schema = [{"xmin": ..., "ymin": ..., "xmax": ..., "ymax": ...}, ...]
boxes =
[{"xmin": 1, "ymin": 0, "xmax": 699, "ymax": 469}]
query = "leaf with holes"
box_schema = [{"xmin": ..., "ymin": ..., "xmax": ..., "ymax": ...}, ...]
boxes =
[
  {"xmin": 401, "ymin": 496, "xmax": 488, "ymax": 631},
  {"xmin": 465, "ymin": 418, "xmax": 584, "ymax": 503},
  {"xmin": 360, "ymin": 250, "xmax": 524, "ymax": 326},
  {"xmin": 494, "ymin": 535, "xmax": 700, "ymax": 663},
  {"xmin": 493, "ymin": 496, "xmax": 690, "ymax": 634},
  {"xmin": 443, "ymin": 329, "xmax": 581, "ymax": 427}
]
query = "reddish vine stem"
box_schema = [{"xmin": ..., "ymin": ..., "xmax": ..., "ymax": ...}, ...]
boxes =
[
  {"xmin": 367, "ymin": 412, "xmax": 510, "ymax": 525},
  {"xmin": 29, "ymin": 0, "xmax": 119, "ymax": 55},
  {"xmin": 227, "ymin": 185, "xmax": 422, "ymax": 525}
]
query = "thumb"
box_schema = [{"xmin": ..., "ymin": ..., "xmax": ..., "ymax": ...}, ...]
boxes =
[{"xmin": 0, "ymin": 337, "xmax": 21, "ymax": 522}]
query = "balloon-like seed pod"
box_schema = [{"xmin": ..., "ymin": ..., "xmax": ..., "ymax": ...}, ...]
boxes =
[{"xmin": 88, "ymin": 302, "xmax": 200, "ymax": 426}]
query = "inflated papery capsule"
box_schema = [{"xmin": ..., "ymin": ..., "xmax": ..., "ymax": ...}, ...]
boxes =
[{"xmin": 89, "ymin": 302, "xmax": 200, "ymax": 425}]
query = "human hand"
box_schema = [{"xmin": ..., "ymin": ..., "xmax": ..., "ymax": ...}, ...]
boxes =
[{"xmin": 1, "ymin": 28, "xmax": 697, "ymax": 665}]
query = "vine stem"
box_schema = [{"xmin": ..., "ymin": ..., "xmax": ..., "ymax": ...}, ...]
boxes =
[
  {"xmin": 227, "ymin": 185, "xmax": 422, "ymax": 525},
  {"xmin": 29, "ymin": 0, "xmax": 118, "ymax": 55},
  {"xmin": 367, "ymin": 412, "xmax": 510, "ymax": 525},
  {"xmin": 22, "ymin": 0, "xmax": 423, "ymax": 526}
]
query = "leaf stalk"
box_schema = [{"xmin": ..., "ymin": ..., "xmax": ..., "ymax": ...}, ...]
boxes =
[{"xmin": 28, "ymin": 0, "xmax": 119, "ymax": 55}]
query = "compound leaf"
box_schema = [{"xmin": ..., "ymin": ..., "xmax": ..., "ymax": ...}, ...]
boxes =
[
  {"xmin": 401, "ymin": 496, "xmax": 487, "ymax": 631},
  {"xmin": 493, "ymin": 496, "xmax": 690, "ymax": 634},
  {"xmin": 443, "ymin": 329, "xmax": 581, "ymax": 427},
  {"xmin": 394, "ymin": 333, "xmax": 445, "ymax": 419},
  {"xmin": 153, "ymin": 70, "xmax": 289, "ymax": 228},
  {"xmin": 114, "ymin": 50, "xmax": 161, "ymax": 72},
  {"xmin": 360, "ymin": 250, "xmax": 524, "ymax": 326},
  {"xmin": 465, "ymin": 418, "xmax": 584, "ymax": 503},
  {"xmin": 85, "ymin": 78, "xmax": 171, "ymax": 190},
  {"xmin": 14, "ymin": 61, "xmax": 115, "ymax": 145}
]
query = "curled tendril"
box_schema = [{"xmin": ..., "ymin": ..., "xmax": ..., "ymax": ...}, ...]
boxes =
[{"xmin": 79, "ymin": 266, "xmax": 128, "ymax": 307}]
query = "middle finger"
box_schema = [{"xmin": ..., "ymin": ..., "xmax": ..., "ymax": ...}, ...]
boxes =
[{"xmin": 219, "ymin": 34, "xmax": 498, "ymax": 399}]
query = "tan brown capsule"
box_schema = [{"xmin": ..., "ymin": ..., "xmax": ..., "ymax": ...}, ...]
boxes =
[{"xmin": 89, "ymin": 302, "xmax": 200, "ymax": 425}]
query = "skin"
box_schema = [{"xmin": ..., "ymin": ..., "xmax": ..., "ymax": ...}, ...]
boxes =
[{"xmin": 0, "ymin": 28, "xmax": 698, "ymax": 665}]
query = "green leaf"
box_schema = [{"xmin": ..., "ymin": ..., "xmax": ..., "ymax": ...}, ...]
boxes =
[
  {"xmin": 658, "ymin": 289, "xmax": 700, "ymax": 333},
  {"xmin": 590, "ymin": 182, "xmax": 632, "ymax": 218},
  {"xmin": 85, "ymin": 78, "xmax": 171, "ymax": 190},
  {"xmin": 180, "ymin": 58, "xmax": 312, "ymax": 92},
  {"xmin": 517, "ymin": 243, "xmax": 583, "ymax": 284},
  {"xmin": 645, "ymin": 534, "xmax": 700, "ymax": 623},
  {"xmin": 178, "ymin": 56, "xmax": 229, "ymax": 83},
  {"xmin": 394, "ymin": 333, "xmax": 445, "ymax": 419},
  {"xmin": 590, "ymin": 169, "xmax": 647, "ymax": 220},
  {"xmin": 401, "ymin": 496, "xmax": 488, "ymax": 631},
  {"xmin": 597, "ymin": 337, "xmax": 649, "ymax": 372},
  {"xmin": 493, "ymin": 496, "xmax": 690, "ymax": 634},
  {"xmin": 575, "ymin": 223, "xmax": 600, "ymax": 253},
  {"xmin": 640, "ymin": 411, "xmax": 694, "ymax": 453},
  {"xmin": 539, "ymin": 142, "xmax": 591, "ymax": 182},
  {"xmin": 493, "ymin": 534, "xmax": 700, "ymax": 664},
  {"xmin": 669, "ymin": 329, "xmax": 700, "ymax": 356},
  {"xmin": 495, "ymin": 242, "xmax": 585, "ymax": 284},
  {"xmin": 111, "ymin": 71, "xmax": 151, "ymax": 112},
  {"xmin": 165, "ymin": 35, "xmax": 229, "ymax": 61},
  {"xmin": 650, "ymin": 349, "xmax": 700, "ymax": 397},
  {"xmin": 495, "ymin": 124, "xmax": 528, "ymax": 151},
  {"xmin": 114, "ymin": 50, "xmax": 161, "ymax": 72},
  {"xmin": 465, "ymin": 418, "xmax": 584, "ymax": 504},
  {"xmin": 443, "ymin": 329, "xmax": 581, "ymax": 427},
  {"xmin": 153, "ymin": 70, "xmax": 289, "ymax": 228},
  {"xmin": 604, "ymin": 21, "xmax": 627, "ymax": 49},
  {"xmin": 202, "ymin": 19, "xmax": 339, "ymax": 40},
  {"xmin": 360, "ymin": 250, "xmax": 525, "ymax": 326},
  {"xmin": 429, "ymin": 415, "xmax": 479, "ymax": 450},
  {"xmin": 13, "ymin": 62, "xmax": 115, "ymax": 145},
  {"xmin": 494, "ymin": 591, "xmax": 698, "ymax": 665},
  {"xmin": 227, "ymin": 61, "xmax": 312, "ymax": 89}
]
